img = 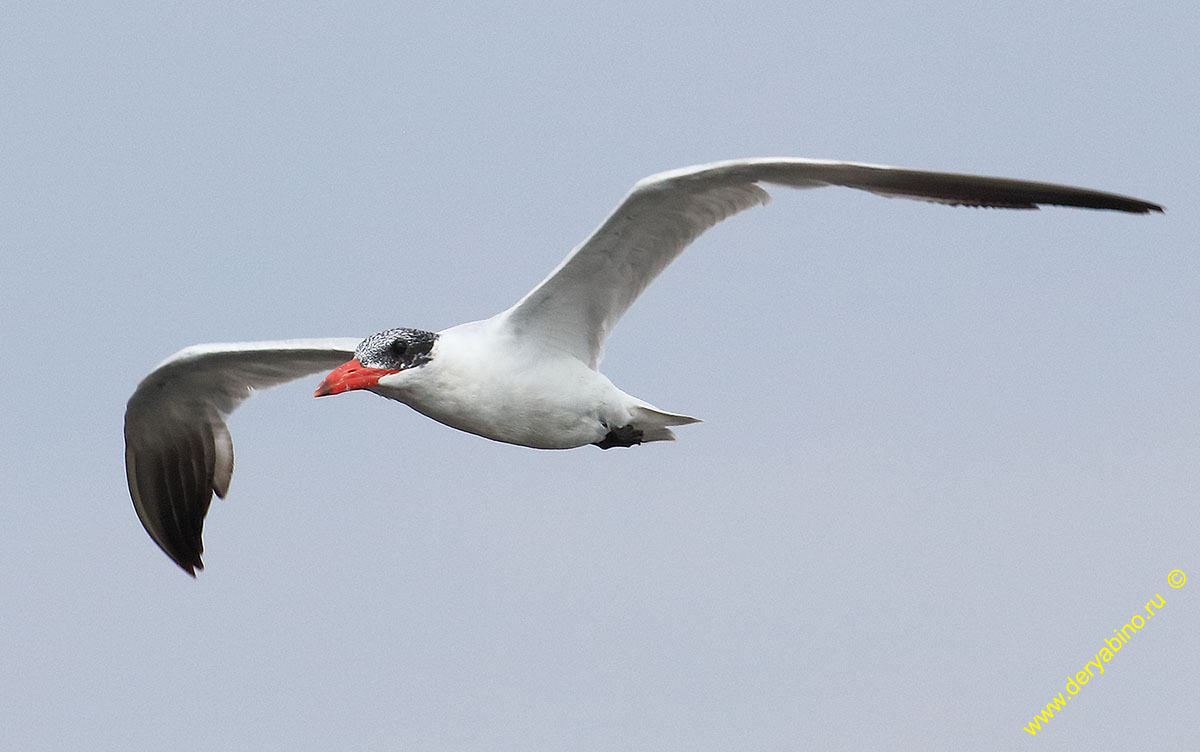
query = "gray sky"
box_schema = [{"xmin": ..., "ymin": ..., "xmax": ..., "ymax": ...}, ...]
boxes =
[{"xmin": 3, "ymin": 2, "xmax": 1198, "ymax": 749}]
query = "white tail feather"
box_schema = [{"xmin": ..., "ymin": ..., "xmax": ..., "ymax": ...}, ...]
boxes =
[{"xmin": 630, "ymin": 405, "xmax": 701, "ymax": 443}]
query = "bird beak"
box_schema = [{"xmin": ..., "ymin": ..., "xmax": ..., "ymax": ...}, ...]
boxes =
[{"xmin": 314, "ymin": 359, "xmax": 398, "ymax": 397}]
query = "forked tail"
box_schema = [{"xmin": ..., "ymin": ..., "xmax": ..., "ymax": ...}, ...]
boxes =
[{"xmin": 629, "ymin": 405, "xmax": 702, "ymax": 443}]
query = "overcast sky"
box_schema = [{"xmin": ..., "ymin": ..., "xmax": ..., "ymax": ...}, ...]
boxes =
[{"xmin": 3, "ymin": 2, "xmax": 1198, "ymax": 750}]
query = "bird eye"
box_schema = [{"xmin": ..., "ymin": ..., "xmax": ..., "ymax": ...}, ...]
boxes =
[{"xmin": 390, "ymin": 340, "xmax": 408, "ymax": 357}]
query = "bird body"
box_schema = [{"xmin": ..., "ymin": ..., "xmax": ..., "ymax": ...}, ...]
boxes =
[
  {"xmin": 366, "ymin": 318, "xmax": 692, "ymax": 450},
  {"xmin": 124, "ymin": 157, "xmax": 1162, "ymax": 574}
]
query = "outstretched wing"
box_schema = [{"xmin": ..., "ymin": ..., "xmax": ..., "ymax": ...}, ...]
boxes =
[
  {"xmin": 500, "ymin": 158, "xmax": 1161, "ymax": 368},
  {"xmin": 124, "ymin": 338, "xmax": 361, "ymax": 575}
]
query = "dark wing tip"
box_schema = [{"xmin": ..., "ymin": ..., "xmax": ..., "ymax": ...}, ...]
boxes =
[
  {"xmin": 178, "ymin": 555, "xmax": 202, "ymax": 578},
  {"xmin": 908, "ymin": 188, "xmax": 1162, "ymax": 215},
  {"xmin": 125, "ymin": 412, "xmax": 218, "ymax": 577},
  {"xmin": 1089, "ymin": 197, "xmax": 1164, "ymax": 214},
  {"xmin": 843, "ymin": 164, "xmax": 1163, "ymax": 215},
  {"xmin": 139, "ymin": 515, "xmax": 205, "ymax": 575},
  {"xmin": 159, "ymin": 524, "xmax": 205, "ymax": 576},
  {"xmin": 150, "ymin": 466, "xmax": 211, "ymax": 576},
  {"xmin": 129, "ymin": 490, "xmax": 209, "ymax": 576}
]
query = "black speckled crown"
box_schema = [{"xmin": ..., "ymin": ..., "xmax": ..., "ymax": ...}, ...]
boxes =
[{"xmin": 356, "ymin": 328, "xmax": 438, "ymax": 370}]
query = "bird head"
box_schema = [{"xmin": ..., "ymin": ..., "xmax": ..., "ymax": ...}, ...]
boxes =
[{"xmin": 314, "ymin": 328, "xmax": 438, "ymax": 397}]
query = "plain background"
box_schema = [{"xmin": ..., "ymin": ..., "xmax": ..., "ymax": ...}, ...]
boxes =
[{"xmin": 3, "ymin": 2, "xmax": 1197, "ymax": 749}]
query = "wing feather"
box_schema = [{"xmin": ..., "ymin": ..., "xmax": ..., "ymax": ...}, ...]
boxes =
[
  {"xmin": 124, "ymin": 338, "xmax": 361, "ymax": 574},
  {"xmin": 500, "ymin": 158, "xmax": 1161, "ymax": 367}
]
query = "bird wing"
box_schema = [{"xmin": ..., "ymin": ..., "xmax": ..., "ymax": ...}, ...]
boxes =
[
  {"xmin": 124, "ymin": 338, "xmax": 362, "ymax": 575},
  {"xmin": 499, "ymin": 158, "xmax": 1161, "ymax": 368}
]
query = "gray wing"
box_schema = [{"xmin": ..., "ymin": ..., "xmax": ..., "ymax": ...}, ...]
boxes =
[
  {"xmin": 499, "ymin": 157, "xmax": 1162, "ymax": 368},
  {"xmin": 124, "ymin": 338, "xmax": 362, "ymax": 575}
]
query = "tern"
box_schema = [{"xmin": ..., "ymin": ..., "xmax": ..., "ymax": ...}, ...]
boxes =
[{"xmin": 124, "ymin": 158, "xmax": 1161, "ymax": 574}]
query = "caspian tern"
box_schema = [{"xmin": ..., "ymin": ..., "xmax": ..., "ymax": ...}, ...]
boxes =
[{"xmin": 124, "ymin": 158, "xmax": 1161, "ymax": 574}]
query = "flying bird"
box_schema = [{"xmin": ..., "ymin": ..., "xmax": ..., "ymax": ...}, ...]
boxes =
[{"xmin": 124, "ymin": 158, "xmax": 1162, "ymax": 574}]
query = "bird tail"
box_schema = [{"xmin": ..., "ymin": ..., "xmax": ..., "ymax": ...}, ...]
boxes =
[{"xmin": 630, "ymin": 405, "xmax": 702, "ymax": 443}]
